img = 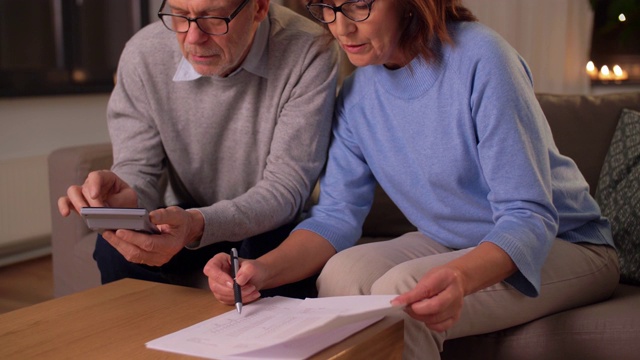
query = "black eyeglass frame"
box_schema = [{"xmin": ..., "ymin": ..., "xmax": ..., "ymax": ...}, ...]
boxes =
[
  {"xmin": 306, "ymin": 0, "xmax": 376, "ymax": 24},
  {"xmin": 157, "ymin": 0, "xmax": 252, "ymax": 36}
]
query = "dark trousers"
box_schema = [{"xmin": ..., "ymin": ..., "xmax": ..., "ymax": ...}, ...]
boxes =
[{"xmin": 93, "ymin": 221, "xmax": 318, "ymax": 299}]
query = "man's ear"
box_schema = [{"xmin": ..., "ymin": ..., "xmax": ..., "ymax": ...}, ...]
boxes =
[{"xmin": 254, "ymin": 0, "xmax": 270, "ymax": 22}]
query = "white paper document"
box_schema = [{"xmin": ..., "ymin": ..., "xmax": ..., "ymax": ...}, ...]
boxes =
[{"xmin": 146, "ymin": 295, "xmax": 402, "ymax": 360}]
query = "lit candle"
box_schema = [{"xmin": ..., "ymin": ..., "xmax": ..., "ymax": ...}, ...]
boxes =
[
  {"xmin": 598, "ymin": 65, "xmax": 612, "ymax": 81},
  {"xmin": 586, "ymin": 61, "xmax": 598, "ymax": 79},
  {"xmin": 612, "ymin": 65, "xmax": 629, "ymax": 81}
]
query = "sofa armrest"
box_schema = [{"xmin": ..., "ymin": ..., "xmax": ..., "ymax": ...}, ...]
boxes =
[{"xmin": 48, "ymin": 143, "xmax": 113, "ymax": 297}]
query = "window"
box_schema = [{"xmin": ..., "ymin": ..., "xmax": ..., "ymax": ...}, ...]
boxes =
[
  {"xmin": 0, "ymin": 0, "xmax": 149, "ymax": 97},
  {"xmin": 589, "ymin": 0, "xmax": 640, "ymax": 83}
]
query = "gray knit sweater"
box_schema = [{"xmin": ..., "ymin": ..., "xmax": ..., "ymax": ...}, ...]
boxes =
[{"xmin": 107, "ymin": 4, "xmax": 339, "ymax": 247}]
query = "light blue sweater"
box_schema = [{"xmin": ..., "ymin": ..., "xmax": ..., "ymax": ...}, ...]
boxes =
[{"xmin": 296, "ymin": 21, "xmax": 613, "ymax": 296}]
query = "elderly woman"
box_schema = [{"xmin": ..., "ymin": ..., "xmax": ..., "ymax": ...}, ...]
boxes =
[{"xmin": 205, "ymin": 0, "xmax": 619, "ymax": 357}]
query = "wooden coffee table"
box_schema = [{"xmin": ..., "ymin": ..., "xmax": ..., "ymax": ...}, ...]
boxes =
[{"xmin": 0, "ymin": 278, "xmax": 403, "ymax": 359}]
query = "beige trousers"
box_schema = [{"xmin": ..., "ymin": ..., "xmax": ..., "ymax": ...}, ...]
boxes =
[{"xmin": 316, "ymin": 232, "xmax": 619, "ymax": 359}]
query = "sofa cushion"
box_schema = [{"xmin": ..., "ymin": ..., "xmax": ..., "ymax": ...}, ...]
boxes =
[
  {"xmin": 595, "ymin": 108, "xmax": 640, "ymax": 285},
  {"xmin": 441, "ymin": 284, "xmax": 640, "ymax": 360},
  {"xmin": 536, "ymin": 92, "xmax": 640, "ymax": 195},
  {"xmin": 48, "ymin": 143, "xmax": 113, "ymax": 297}
]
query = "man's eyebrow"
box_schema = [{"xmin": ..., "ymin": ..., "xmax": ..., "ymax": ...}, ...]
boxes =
[{"xmin": 166, "ymin": 2, "xmax": 227, "ymax": 14}]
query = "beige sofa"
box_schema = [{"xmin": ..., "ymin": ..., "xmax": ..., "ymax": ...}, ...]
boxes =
[{"xmin": 49, "ymin": 92, "xmax": 640, "ymax": 358}]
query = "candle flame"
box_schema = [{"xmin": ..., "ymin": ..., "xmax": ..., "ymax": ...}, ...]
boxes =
[{"xmin": 613, "ymin": 65, "xmax": 623, "ymax": 76}]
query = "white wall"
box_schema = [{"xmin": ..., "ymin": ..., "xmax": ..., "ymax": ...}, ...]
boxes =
[
  {"xmin": 0, "ymin": 94, "xmax": 111, "ymax": 162},
  {"xmin": 0, "ymin": 94, "xmax": 111, "ymax": 265}
]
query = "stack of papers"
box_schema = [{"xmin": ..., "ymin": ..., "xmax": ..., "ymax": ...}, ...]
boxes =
[{"xmin": 146, "ymin": 295, "xmax": 402, "ymax": 359}]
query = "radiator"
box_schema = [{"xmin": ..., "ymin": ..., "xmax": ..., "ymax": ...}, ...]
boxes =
[{"xmin": 0, "ymin": 155, "xmax": 52, "ymax": 265}]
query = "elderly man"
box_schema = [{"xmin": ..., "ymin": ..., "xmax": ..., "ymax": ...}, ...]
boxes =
[{"xmin": 58, "ymin": 0, "xmax": 338, "ymax": 297}]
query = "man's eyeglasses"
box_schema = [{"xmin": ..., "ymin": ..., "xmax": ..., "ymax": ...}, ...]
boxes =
[
  {"xmin": 306, "ymin": 0, "xmax": 376, "ymax": 24},
  {"xmin": 157, "ymin": 0, "xmax": 251, "ymax": 36}
]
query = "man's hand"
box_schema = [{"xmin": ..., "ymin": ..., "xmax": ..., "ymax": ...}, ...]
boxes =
[
  {"xmin": 203, "ymin": 253, "xmax": 262, "ymax": 306},
  {"xmin": 102, "ymin": 206, "xmax": 205, "ymax": 267},
  {"xmin": 58, "ymin": 170, "xmax": 137, "ymax": 216},
  {"xmin": 391, "ymin": 266, "xmax": 466, "ymax": 332}
]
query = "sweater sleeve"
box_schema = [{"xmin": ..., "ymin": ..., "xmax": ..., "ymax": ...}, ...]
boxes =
[
  {"xmin": 467, "ymin": 32, "xmax": 559, "ymax": 297},
  {"xmin": 107, "ymin": 33, "xmax": 167, "ymax": 212},
  {"xmin": 294, "ymin": 86, "xmax": 377, "ymax": 252}
]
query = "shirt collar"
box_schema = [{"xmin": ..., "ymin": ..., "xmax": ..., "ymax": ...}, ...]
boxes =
[{"xmin": 173, "ymin": 17, "xmax": 270, "ymax": 81}]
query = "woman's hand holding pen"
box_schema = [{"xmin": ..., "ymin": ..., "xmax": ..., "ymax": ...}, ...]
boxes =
[{"xmin": 204, "ymin": 252, "xmax": 262, "ymax": 306}]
